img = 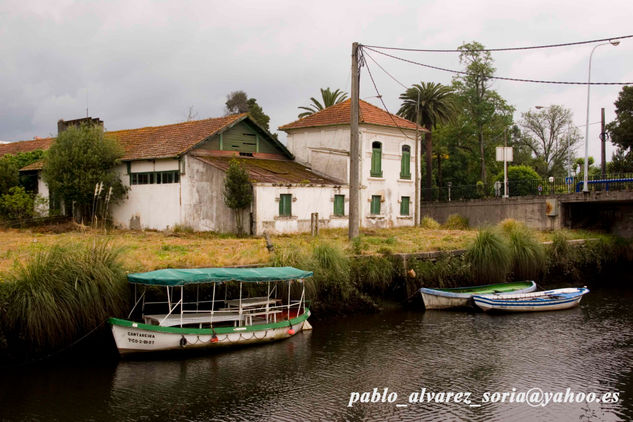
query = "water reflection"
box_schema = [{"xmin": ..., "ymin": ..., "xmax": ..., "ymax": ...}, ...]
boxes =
[{"xmin": 1, "ymin": 288, "xmax": 631, "ymax": 421}]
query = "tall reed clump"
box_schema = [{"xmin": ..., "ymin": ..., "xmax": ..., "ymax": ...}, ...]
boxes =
[
  {"xmin": 350, "ymin": 255, "xmax": 395, "ymax": 296},
  {"xmin": 3, "ymin": 241, "xmax": 129, "ymax": 354},
  {"xmin": 506, "ymin": 226, "xmax": 546, "ymax": 281},
  {"xmin": 464, "ymin": 228, "xmax": 511, "ymax": 283},
  {"xmin": 444, "ymin": 214, "xmax": 469, "ymax": 230}
]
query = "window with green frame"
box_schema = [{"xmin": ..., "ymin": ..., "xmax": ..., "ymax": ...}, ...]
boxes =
[
  {"xmin": 130, "ymin": 170, "xmax": 180, "ymax": 185},
  {"xmin": 279, "ymin": 194, "xmax": 292, "ymax": 216},
  {"xmin": 370, "ymin": 141, "xmax": 383, "ymax": 177},
  {"xmin": 333, "ymin": 194, "xmax": 345, "ymax": 216},
  {"xmin": 370, "ymin": 195, "xmax": 381, "ymax": 215},
  {"xmin": 400, "ymin": 196, "xmax": 410, "ymax": 216},
  {"xmin": 400, "ymin": 145, "xmax": 411, "ymax": 179}
]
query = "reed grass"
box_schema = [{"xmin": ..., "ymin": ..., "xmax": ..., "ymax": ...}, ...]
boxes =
[
  {"xmin": 464, "ymin": 228, "xmax": 511, "ymax": 283},
  {"xmin": 2, "ymin": 241, "xmax": 128, "ymax": 353},
  {"xmin": 420, "ymin": 216, "xmax": 441, "ymax": 229},
  {"xmin": 444, "ymin": 214, "xmax": 469, "ymax": 230},
  {"xmin": 506, "ymin": 226, "xmax": 546, "ymax": 281}
]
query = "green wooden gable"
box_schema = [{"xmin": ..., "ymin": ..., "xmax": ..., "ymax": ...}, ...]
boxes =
[{"xmin": 195, "ymin": 118, "xmax": 291, "ymax": 157}]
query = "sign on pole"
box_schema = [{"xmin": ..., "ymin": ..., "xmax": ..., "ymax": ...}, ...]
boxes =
[{"xmin": 495, "ymin": 147, "xmax": 513, "ymax": 162}]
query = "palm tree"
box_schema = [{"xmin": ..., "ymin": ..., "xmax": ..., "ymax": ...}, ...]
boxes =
[
  {"xmin": 297, "ymin": 88, "xmax": 348, "ymax": 118},
  {"xmin": 398, "ymin": 82, "xmax": 456, "ymax": 198}
]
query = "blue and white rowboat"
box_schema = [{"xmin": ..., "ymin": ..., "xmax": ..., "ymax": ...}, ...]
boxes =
[{"xmin": 473, "ymin": 287, "xmax": 589, "ymax": 312}]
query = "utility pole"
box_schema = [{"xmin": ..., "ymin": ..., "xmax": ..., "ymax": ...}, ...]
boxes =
[
  {"xmin": 601, "ymin": 107, "xmax": 606, "ymax": 178},
  {"xmin": 348, "ymin": 42, "xmax": 360, "ymax": 240},
  {"xmin": 414, "ymin": 89, "xmax": 420, "ymax": 226}
]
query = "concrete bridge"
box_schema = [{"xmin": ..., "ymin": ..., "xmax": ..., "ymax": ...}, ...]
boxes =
[{"xmin": 421, "ymin": 190, "xmax": 633, "ymax": 237}]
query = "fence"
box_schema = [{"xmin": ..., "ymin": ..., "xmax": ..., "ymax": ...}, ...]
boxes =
[{"xmin": 423, "ymin": 174, "xmax": 633, "ymax": 202}]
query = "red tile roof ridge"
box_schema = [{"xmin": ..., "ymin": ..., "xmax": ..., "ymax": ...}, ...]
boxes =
[{"xmin": 278, "ymin": 99, "xmax": 425, "ymax": 132}]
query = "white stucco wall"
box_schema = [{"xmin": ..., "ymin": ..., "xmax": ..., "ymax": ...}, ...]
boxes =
[
  {"xmin": 111, "ymin": 159, "xmax": 182, "ymax": 230},
  {"xmin": 284, "ymin": 124, "xmax": 417, "ymax": 229},
  {"xmin": 253, "ymin": 184, "xmax": 349, "ymax": 235},
  {"xmin": 35, "ymin": 174, "xmax": 49, "ymax": 216},
  {"xmin": 360, "ymin": 126, "xmax": 417, "ymax": 228},
  {"xmin": 285, "ymin": 126, "xmax": 350, "ymax": 183}
]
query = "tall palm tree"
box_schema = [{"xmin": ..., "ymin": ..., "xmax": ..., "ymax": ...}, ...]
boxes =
[
  {"xmin": 298, "ymin": 88, "xmax": 348, "ymax": 118},
  {"xmin": 398, "ymin": 82, "xmax": 456, "ymax": 198}
]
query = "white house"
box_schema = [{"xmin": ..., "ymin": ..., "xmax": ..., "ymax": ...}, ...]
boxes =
[
  {"xmin": 4, "ymin": 115, "xmax": 347, "ymax": 235},
  {"xmin": 3, "ymin": 99, "xmax": 425, "ymax": 234},
  {"xmin": 279, "ymin": 99, "xmax": 427, "ymax": 228}
]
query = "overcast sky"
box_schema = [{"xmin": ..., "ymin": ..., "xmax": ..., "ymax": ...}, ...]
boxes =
[{"xmin": 1, "ymin": 0, "xmax": 632, "ymax": 162}]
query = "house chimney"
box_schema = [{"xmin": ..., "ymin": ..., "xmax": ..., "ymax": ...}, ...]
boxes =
[{"xmin": 57, "ymin": 117, "xmax": 104, "ymax": 135}]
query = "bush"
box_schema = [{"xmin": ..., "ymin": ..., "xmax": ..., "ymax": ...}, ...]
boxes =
[
  {"xmin": 465, "ymin": 228, "xmax": 511, "ymax": 283},
  {"xmin": 494, "ymin": 165, "xmax": 541, "ymax": 197},
  {"xmin": 506, "ymin": 226, "xmax": 546, "ymax": 280},
  {"xmin": 444, "ymin": 214, "xmax": 469, "ymax": 230},
  {"xmin": 2, "ymin": 241, "xmax": 129, "ymax": 354},
  {"xmin": 498, "ymin": 218, "xmax": 527, "ymax": 235},
  {"xmin": 0, "ymin": 186, "xmax": 35, "ymax": 223},
  {"xmin": 420, "ymin": 216, "xmax": 441, "ymax": 229}
]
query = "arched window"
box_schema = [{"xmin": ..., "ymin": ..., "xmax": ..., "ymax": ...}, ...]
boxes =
[
  {"xmin": 370, "ymin": 141, "xmax": 382, "ymax": 177},
  {"xmin": 400, "ymin": 145, "xmax": 411, "ymax": 179}
]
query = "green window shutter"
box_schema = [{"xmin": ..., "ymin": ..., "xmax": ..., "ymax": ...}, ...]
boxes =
[
  {"xmin": 370, "ymin": 142, "xmax": 382, "ymax": 177},
  {"xmin": 333, "ymin": 195, "xmax": 345, "ymax": 216},
  {"xmin": 400, "ymin": 148, "xmax": 411, "ymax": 179},
  {"xmin": 400, "ymin": 196, "xmax": 410, "ymax": 216},
  {"xmin": 279, "ymin": 194, "xmax": 292, "ymax": 216},
  {"xmin": 371, "ymin": 195, "xmax": 381, "ymax": 215}
]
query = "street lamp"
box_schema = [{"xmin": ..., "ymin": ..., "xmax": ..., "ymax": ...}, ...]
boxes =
[{"xmin": 583, "ymin": 39, "xmax": 619, "ymax": 192}]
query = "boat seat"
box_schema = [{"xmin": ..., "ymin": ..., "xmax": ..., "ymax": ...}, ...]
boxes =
[{"xmin": 143, "ymin": 312, "xmax": 244, "ymax": 327}]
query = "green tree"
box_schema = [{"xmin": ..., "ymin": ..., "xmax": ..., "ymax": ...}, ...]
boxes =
[
  {"xmin": 0, "ymin": 150, "xmax": 44, "ymax": 195},
  {"xmin": 0, "ymin": 158, "xmax": 19, "ymax": 195},
  {"xmin": 42, "ymin": 123, "xmax": 126, "ymax": 221},
  {"xmin": 298, "ymin": 88, "xmax": 348, "ymax": 118},
  {"xmin": 453, "ymin": 41, "xmax": 514, "ymax": 185},
  {"xmin": 607, "ymin": 86, "xmax": 633, "ymax": 151},
  {"xmin": 225, "ymin": 90, "xmax": 273, "ymax": 131},
  {"xmin": 397, "ymin": 82, "xmax": 456, "ymax": 196},
  {"xmin": 0, "ymin": 186, "xmax": 35, "ymax": 223},
  {"xmin": 517, "ymin": 105, "xmax": 581, "ymax": 177},
  {"xmin": 223, "ymin": 159, "xmax": 253, "ymax": 235},
  {"xmin": 493, "ymin": 165, "xmax": 541, "ymax": 196},
  {"xmin": 608, "ymin": 148, "xmax": 633, "ymax": 173}
]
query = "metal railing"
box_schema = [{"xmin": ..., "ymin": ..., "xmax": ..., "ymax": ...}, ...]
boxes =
[{"xmin": 423, "ymin": 174, "xmax": 633, "ymax": 202}]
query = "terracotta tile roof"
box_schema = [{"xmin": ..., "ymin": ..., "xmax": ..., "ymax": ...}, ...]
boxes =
[
  {"xmin": 0, "ymin": 137, "xmax": 53, "ymax": 156},
  {"xmin": 20, "ymin": 160, "xmax": 44, "ymax": 171},
  {"xmin": 3, "ymin": 114, "xmax": 290, "ymax": 164},
  {"xmin": 195, "ymin": 156, "xmax": 341, "ymax": 185},
  {"xmin": 279, "ymin": 99, "xmax": 425, "ymax": 132},
  {"xmin": 110, "ymin": 114, "xmax": 248, "ymax": 160}
]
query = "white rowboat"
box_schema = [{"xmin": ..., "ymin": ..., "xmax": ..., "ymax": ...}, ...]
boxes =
[{"xmin": 473, "ymin": 287, "xmax": 589, "ymax": 312}]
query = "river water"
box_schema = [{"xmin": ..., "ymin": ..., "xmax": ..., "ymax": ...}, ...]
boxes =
[{"xmin": 1, "ymin": 287, "xmax": 632, "ymax": 421}]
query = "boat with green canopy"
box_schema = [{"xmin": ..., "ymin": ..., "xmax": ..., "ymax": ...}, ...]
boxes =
[{"xmin": 109, "ymin": 266, "xmax": 313, "ymax": 355}]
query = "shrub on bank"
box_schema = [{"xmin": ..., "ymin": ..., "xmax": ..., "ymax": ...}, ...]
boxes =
[
  {"xmin": 1, "ymin": 241, "xmax": 129, "ymax": 355},
  {"xmin": 464, "ymin": 228, "xmax": 511, "ymax": 284},
  {"xmin": 506, "ymin": 226, "xmax": 546, "ymax": 280},
  {"xmin": 444, "ymin": 214, "xmax": 469, "ymax": 230},
  {"xmin": 420, "ymin": 216, "xmax": 441, "ymax": 229}
]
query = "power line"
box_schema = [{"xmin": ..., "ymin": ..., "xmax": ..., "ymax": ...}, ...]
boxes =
[
  {"xmin": 362, "ymin": 52, "xmax": 414, "ymax": 140},
  {"xmin": 363, "ymin": 46, "xmax": 632, "ymax": 86},
  {"xmin": 363, "ymin": 34, "xmax": 633, "ymax": 53}
]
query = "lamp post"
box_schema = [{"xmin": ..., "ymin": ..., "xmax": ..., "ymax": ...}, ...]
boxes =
[{"xmin": 583, "ymin": 40, "xmax": 619, "ymax": 192}]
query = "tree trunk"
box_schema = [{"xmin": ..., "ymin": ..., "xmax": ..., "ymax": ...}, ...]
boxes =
[
  {"xmin": 478, "ymin": 126, "xmax": 486, "ymax": 184},
  {"xmin": 424, "ymin": 129, "xmax": 433, "ymax": 200}
]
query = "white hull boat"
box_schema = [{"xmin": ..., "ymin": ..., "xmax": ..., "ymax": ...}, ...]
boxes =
[
  {"xmin": 109, "ymin": 266, "xmax": 313, "ymax": 356},
  {"xmin": 473, "ymin": 287, "xmax": 589, "ymax": 312},
  {"xmin": 419, "ymin": 281, "xmax": 537, "ymax": 310}
]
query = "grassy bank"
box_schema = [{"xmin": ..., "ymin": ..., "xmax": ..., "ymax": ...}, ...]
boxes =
[
  {"xmin": 0, "ymin": 221, "xmax": 628, "ymax": 360},
  {"xmin": 0, "ymin": 224, "xmax": 601, "ymax": 273}
]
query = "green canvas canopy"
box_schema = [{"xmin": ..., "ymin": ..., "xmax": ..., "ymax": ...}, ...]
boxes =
[{"xmin": 127, "ymin": 266, "xmax": 313, "ymax": 286}]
